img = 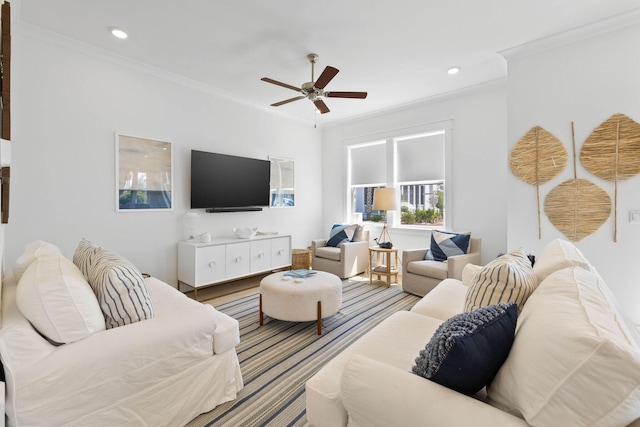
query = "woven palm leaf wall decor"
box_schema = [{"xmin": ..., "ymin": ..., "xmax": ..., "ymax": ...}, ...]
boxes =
[
  {"xmin": 510, "ymin": 126, "xmax": 567, "ymax": 238},
  {"xmin": 580, "ymin": 113, "xmax": 640, "ymax": 242},
  {"xmin": 545, "ymin": 179, "xmax": 611, "ymax": 242},
  {"xmin": 544, "ymin": 122, "xmax": 611, "ymax": 242}
]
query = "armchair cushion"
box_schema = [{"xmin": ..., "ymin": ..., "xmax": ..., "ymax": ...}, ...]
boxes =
[
  {"xmin": 426, "ymin": 231, "xmax": 471, "ymax": 262},
  {"xmin": 406, "ymin": 260, "xmax": 448, "ymax": 280},
  {"xmin": 314, "ymin": 246, "xmax": 342, "ymax": 262},
  {"xmin": 412, "ymin": 302, "xmax": 518, "ymax": 396},
  {"xmin": 326, "ymin": 224, "xmax": 358, "ymax": 247}
]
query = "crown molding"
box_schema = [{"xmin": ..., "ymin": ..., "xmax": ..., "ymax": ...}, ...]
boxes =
[
  {"xmin": 323, "ymin": 77, "xmax": 507, "ymax": 130},
  {"xmin": 14, "ymin": 22, "xmax": 312, "ymax": 127},
  {"xmin": 500, "ymin": 7, "xmax": 640, "ymax": 60}
]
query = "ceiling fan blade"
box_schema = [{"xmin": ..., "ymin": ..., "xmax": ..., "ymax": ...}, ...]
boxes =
[
  {"xmin": 314, "ymin": 66, "xmax": 339, "ymax": 90},
  {"xmin": 325, "ymin": 91, "xmax": 368, "ymax": 99},
  {"xmin": 261, "ymin": 77, "xmax": 301, "ymax": 92},
  {"xmin": 271, "ymin": 96, "xmax": 306, "ymax": 107},
  {"xmin": 314, "ymin": 99, "xmax": 330, "ymax": 114}
]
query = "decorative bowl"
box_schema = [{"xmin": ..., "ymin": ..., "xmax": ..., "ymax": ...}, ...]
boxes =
[{"xmin": 233, "ymin": 227, "xmax": 258, "ymax": 239}]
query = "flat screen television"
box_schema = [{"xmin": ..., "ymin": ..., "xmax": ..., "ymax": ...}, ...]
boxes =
[{"xmin": 190, "ymin": 150, "xmax": 271, "ymax": 212}]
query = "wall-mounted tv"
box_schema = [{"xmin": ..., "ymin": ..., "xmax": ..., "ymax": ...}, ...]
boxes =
[{"xmin": 190, "ymin": 150, "xmax": 271, "ymax": 212}]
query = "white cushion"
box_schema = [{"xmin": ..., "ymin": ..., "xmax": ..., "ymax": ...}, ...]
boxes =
[
  {"xmin": 488, "ymin": 267, "xmax": 640, "ymax": 426},
  {"xmin": 406, "ymin": 260, "xmax": 449, "ymax": 280},
  {"xmin": 16, "ymin": 253, "xmax": 106, "ymax": 344},
  {"xmin": 410, "ymin": 278, "xmax": 467, "ymax": 321},
  {"xmin": 464, "ymin": 248, "xmax": 537, "ymax": 314},
  {"xmin": 461, "ymin": 263, "xmax": 482, "ymax": 286},
  {"xmin": 13, "ymin": 240, "xmax": 61, "ymax": 281},
  {"xmin": 315, "ymin": 246, "xmax": 342, "ymax": 261},
  {"xmin": 532, "ymin": 238, "xmax": 592, "ymax": 282},
  {"xmin": 306, "ymin": 311, "xmax": 443, "ymax": 427}
]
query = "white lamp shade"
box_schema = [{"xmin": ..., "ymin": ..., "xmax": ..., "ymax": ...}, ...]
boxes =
[{"xmin": 373, "ymin": 188, "xmax": 397, "ymax": 211}]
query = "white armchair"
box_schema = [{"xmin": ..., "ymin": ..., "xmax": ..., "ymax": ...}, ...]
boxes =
[
  {"xmin": 311, "ymin": 230, "xmax": 370, "ymax": 279},
  {"xmin": 402, "ymin": 237, "xmax": 481, "ymax": 296}
]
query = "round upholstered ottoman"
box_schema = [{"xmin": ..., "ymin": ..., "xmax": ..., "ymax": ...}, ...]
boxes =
[{"xmin": 259, "ymin": 271, "xmax": 342, "ymax": 335}]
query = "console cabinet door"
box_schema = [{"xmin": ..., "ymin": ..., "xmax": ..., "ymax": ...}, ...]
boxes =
[
  {"xmin": 178, "ymin": 235, "xmax": 292, "ymax": 290},
  {"xmin": 271, "ymin": 236, "xmax": 291, "ymax": 269},
  {"xmin": 194, "ymin": 245, "xmax": 226, "ymax": 286},
  {"xmin": 251, "ymin": 239, "xmax": 271, "ymax": 273},
  {"xmin": 226, "ymin": 242, "xmax": 251, "ymax": 279}
]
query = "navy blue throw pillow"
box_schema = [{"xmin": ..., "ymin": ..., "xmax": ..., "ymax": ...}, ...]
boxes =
[
  {"xmin": 412, "ymin": 302, "xmax": 518, "ymax": 396},
  {"xmin": 326, "ymin": 224, "xmax": 358, "ymax": 247},
  {"xmin": 426, "ymin": 230, "xmax": 471, "ymax": 262}
]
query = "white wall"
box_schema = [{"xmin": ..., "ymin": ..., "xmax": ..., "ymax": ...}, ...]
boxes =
[
  {"xmin": 321, "ymin": 82, "xmax": 509, "ymax": 264},
  {"xmin": 505, "ymin": 20, "xmax": 640, "ymax": 323},
  {"xmin": 8, "ymin": 27, "xmax": 324, "ymax": 285}
]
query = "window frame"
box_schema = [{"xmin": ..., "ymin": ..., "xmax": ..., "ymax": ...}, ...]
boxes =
[{"xmin": 344, "ymin": 120, "xmax": 453, "ymax": 231}]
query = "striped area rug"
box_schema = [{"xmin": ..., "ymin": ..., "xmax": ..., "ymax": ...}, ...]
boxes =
[{"xmin": 186, "ymin": 278, "xmax": 420, "ymax": 427}]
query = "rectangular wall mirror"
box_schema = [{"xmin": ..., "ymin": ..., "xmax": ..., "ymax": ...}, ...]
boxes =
[{"xmin": 270, "ymin": 157, "xmax": 294, "ymax": 208}]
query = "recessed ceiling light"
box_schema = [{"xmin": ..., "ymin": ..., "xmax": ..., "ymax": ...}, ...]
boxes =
[
  {"xmin": 447, "ymin": 66, "xmax": 461, "ymax": 75},
  {"xmin": 110, "ymin": 28, "xmax": 128, "ymax": 39}
]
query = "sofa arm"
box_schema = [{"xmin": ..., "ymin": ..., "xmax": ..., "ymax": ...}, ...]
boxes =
[
  {"xmin": 311, "ymin": 239, "xmax": 328, "ymax": 253},
  {"xmin": 401, "ymin": 248, "xmax": 428, "ymax": 273},
  {"xmin": 339, "ymin": 240, "xmax": 369, "ymax": 269},
  {"xmin": 402, "ymin": 248, "xmax": 428, "ymax": 263},
  {"xmin": 341, "ymin": 355, "xmax": 529, "ymax": 427},
  {"xmin": 447, "ymin": 251, "xmax": 481, "ymax": 280},
  {"xmin": 9, "ymin": 303, "xmax": 218, "ymax": 390},
  {"xmin": 340, "ymin": 239, "xmax": 368, "ymax": 256}
]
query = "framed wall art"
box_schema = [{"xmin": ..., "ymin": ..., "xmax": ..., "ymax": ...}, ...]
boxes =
[
  {"xmin": 116, "ymin": 134, "xmax": 173, "ymax": 211},
  {"xmin": 270, "ymin": 156, "xmax": 294, "ymax": 208}
]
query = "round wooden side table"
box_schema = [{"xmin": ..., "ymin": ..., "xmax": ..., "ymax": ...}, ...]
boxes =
[{"xmin": 368, "ymin": 246, "xmax": 399, "ymax": 286}]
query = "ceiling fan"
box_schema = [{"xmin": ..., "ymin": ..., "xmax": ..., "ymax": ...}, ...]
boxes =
[{"xmin": 261, "ymin": 53, "xmax": 367, "ymax": 114}]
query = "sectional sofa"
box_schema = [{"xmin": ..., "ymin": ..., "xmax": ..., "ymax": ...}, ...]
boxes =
[
  {"xmin": 0, "ymin": 240, "xmax": 243, "ymax": 426},
  {"xmin": 306, "ymin": 239, "xmax": 640, "ymax": 426}
]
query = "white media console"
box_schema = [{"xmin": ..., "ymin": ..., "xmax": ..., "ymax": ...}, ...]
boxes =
[{"xmin": 177, "ymin": 234, "xmax": 292, "ymax": 300}]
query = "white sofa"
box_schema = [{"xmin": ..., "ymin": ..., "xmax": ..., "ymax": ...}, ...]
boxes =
[
  {"xmin": 0, "ymin": 241, "xmax": 244, "ymax": 426},
  {"xmin": 306, "ymin": 239, "xmax": 640, "ymax": 427}
]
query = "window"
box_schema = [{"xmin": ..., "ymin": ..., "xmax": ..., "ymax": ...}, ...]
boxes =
[
  {"xmin": 396, "ymin": 133, "xmax": 445, "ymax": 227},
  {"xmin": 348, "ymin": 141, "xmax": 386, "ymax": 223},
  {"xmin": 347, "ymin": 126, "xmax": 449, "ymax": 229}
]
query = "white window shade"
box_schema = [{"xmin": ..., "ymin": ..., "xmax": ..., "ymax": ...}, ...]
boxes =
[
  {"xmin": 350, "ymin": 142, "xmax": 387, "ymax": 185},
  {"xmin": 397, "ymin": 134, "xmax": 444, "ymax": 182}
]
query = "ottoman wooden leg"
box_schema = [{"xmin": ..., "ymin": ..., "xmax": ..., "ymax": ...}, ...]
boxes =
[
  {"xmin": 317, "ymin": 301, "xmax": 322, "ymax": 335},
  {"xmin": 259, "ymin": 294, "xmax": 264, "ymax": 326}
]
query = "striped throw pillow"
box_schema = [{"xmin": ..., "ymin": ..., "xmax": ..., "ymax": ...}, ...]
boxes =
[
  {"xmin": 73, "ymin": 239, "xmax": 154, "ymax": 329},
  {"xmin": 464, "ymin": 248, "xmax": 537, "ymax": 314},
  {"xmin": 73, "ymin": 238, "xmax": 101, "ymax": 280}
]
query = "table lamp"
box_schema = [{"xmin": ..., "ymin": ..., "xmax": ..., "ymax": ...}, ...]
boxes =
[{"xmin": 373, "ymin": 187, "xmax": 397, "ymax": 246}]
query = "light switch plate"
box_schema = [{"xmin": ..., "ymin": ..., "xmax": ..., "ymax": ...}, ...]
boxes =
[{"xmin": 629, "ymin": 210, "xmax": 640, "ymax": 224}]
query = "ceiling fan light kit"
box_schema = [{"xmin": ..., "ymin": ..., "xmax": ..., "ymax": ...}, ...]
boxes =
[{"xmin": 261, "ymin": 53, "xmax": 367, "ymax": 115}]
